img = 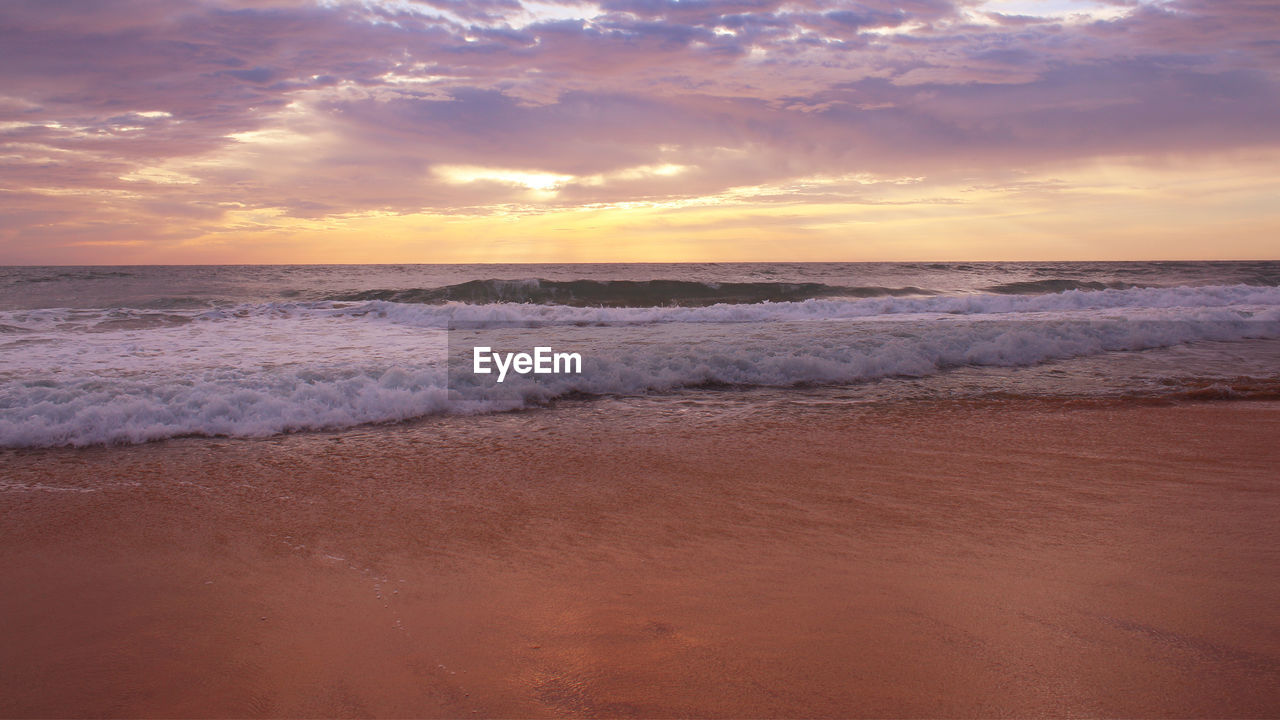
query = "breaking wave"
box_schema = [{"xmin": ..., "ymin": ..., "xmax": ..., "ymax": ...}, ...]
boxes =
[{"xmin": 2, "ymin": 283, "xmax": 1278, "ymax": 447}]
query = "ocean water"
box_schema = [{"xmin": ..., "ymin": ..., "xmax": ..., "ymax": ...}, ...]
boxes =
[{"xmin": 1, "ymin": 262, "xmax": 1278, "ymax": 447}]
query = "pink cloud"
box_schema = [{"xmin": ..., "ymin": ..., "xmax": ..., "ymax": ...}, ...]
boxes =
[{"xmin": 1, "ymin": 0, "xmax": 1278, "ymax": 255}]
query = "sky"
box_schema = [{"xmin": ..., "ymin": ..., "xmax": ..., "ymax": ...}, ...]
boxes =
[{"xmin": 1, "ymin": 0, "xmax": 1278, "ymax": 263}]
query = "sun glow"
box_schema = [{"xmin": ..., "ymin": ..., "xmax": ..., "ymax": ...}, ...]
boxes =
[
  {"xmin": 434, "ymin": 165, "xmax": 575, "ymax": 194},
  {"xmin": 434, "ymin": 162, "xmax": 691, "ymax": 196}
]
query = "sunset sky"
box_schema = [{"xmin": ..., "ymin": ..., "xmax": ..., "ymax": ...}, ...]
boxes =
[{"xmin": 1, "ymin": 0, "xmax": 1277, "ymax": 263}]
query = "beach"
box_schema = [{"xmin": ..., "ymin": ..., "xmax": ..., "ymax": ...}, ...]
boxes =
[
  {"xmin": 6, "ymin": 0, "xmax": 1280, "ymax": 714},
  {"xmin": 4, "ymin": 397, "xmax": 1278, "ymax": 718}
]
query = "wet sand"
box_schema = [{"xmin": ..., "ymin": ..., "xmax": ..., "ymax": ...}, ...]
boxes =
[{"xmin": 2, "ymin": 399, "xmax": 1279, "ymax": 718}]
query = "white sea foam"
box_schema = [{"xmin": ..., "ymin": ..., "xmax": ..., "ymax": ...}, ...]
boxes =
[{"xmin": 2, "ymin": 284, "xmax": 1278, "ymax": 447}]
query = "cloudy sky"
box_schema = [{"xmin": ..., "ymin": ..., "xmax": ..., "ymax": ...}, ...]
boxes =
[{"xmin": 1, "ymin": 0, "xmax": 1277, "ymax": 263}]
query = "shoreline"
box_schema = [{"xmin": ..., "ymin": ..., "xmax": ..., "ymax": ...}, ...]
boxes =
[{"xmin": 3, "ymin": 398, "xmax": 1279, "ymax": 717}]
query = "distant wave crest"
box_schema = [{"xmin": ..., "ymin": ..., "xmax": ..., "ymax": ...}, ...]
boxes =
[
  {"xmin": 329, "ymin": 278, "xmax": 935, "ymax": 307},
  {"xmin": 981, "ymin": 279, "xmax": 1141, "ymax": 294},
  {"xmin": 332, "ymin": 283, "xmax": 1280, "ymax": 329}
]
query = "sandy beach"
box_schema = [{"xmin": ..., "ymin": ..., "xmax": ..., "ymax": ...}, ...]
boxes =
[{"xmin": 2, "ymin": 397, "xmax": 1278, "ymax": 718}]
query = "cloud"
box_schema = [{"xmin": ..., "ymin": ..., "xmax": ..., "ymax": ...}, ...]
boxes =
[{"xmin": 0, "ymin": 0, "xmax": 1278, "ymax": 259}]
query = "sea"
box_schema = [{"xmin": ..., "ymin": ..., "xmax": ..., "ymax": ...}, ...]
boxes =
[{"xmin": 1, "ymin": 261, "xmax": 1278, "ymax": 448}]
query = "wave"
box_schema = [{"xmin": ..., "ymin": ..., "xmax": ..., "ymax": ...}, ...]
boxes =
[
  {"xmin": 2, "ymin": 310, "xmax": 1278, "ymax": 447},
  {"xmin": 0, "ymin": 368, "xmax": 459, "ymax": 448},
  {"xmin": 2, "ymin": 283, "xmax": 1278, "ymax": 334},
  {"xmin": 1156, "ymin": 376, "xmax": 1280, "ymax": 402},
  {"xmin": 981, "ymin": 279, "xmax": 1141, "ymax": 294},
  {"xmin": 330, "ymin": 278, "xmax": 934, "ymax": 307},
  {"xmin": 2, "ymin": 283, "xmax": 1278, "ymax": 447},
  {"xmin": 1, "ymin": 283, "xmax": 1277, "ymax": 338},
  {"xmin": 6, "ymin": 269, "xmax": 137, "ymax": 284},
  {"xmin": 335, "ymin": 283, "xmax": 1280, "ymax": 330}
]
